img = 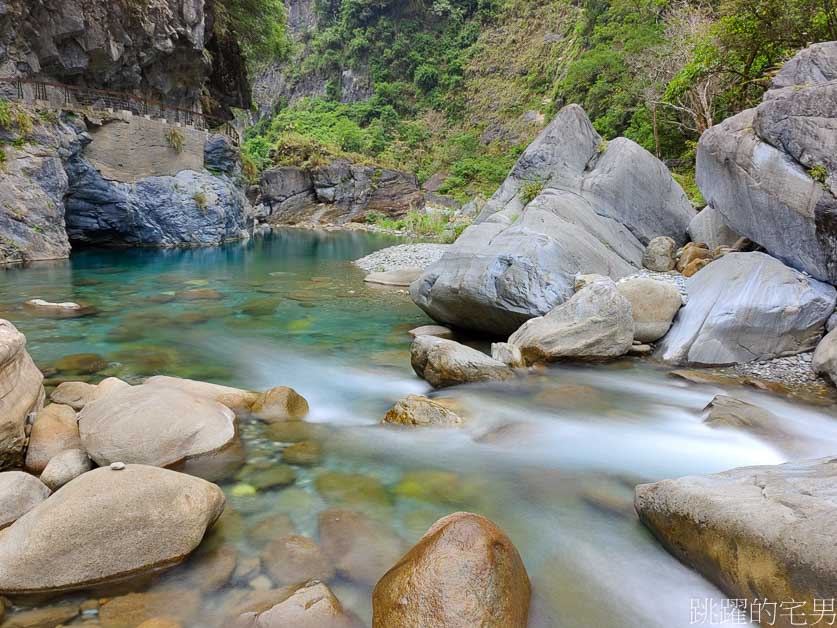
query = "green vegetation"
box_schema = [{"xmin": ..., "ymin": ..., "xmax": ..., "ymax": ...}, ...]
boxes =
[
  {"xmin": 0, "ymin": 100, "xmax": 10, "ymax": 129},
  {"xmin": 0, "ymin": 147, "xmax": 6, "ymax": 170},
  {"xmin": 810, "ymin": 164, "xmax": 829, "ymax": 186},
  {"xmin": 193, "ymin": 191, "xmax": 209, "ymax": 210},
  {"xmin": 243, "ymin": 0, "xmax": 835, "ymax": 205},
  {"xmin": 215, "ymin": 0, "xmax": 291, "ymax": 70},
  {"xmin": 365, "ymin": 209, "xmax": 470, "ymax": 242},
  {"xmin": 165, "ymin": 127, "xmax": 186, "ymax": 153},
  {"xmin": 520, "ymin": 179, "xmax": 545, "ymax": 205}
]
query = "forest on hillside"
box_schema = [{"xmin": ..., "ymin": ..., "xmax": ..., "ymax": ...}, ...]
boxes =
[{"xmin": 239, "ymin": 0, "xmax": 837, "ymax": 202}]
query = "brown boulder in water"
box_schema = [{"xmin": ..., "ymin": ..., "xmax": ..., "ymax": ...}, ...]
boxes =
[{"xmin": 372, "ymin": 512, "xmax": 531, "ymax": 627}]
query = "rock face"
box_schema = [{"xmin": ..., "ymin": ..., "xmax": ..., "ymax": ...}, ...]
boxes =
[
  {"xmin": 635, "ymin": 457, "xmax": 837, "ymax": 623},
  {"xmin": 411, "ymin": 105, "xmax": 694, "ymax": 334},
  {"xmin": 696, "ymin": 42, "xmax": 837, "ymax": 283},
  {"xmin": 0, "ymin": 0, "xmax": 249, "ymax": 112},
  {"xmin": 0, "ymin": 320, "xmax": 44, "ymax": 470},
  {"xmin": 78, "ymin": 384, "xmax": 238, "ymax": 474},
  {"xmin": 616, "ymin": 278, "xmax": 682, "ymax": 343},
  {"xmin": 0, "ymin": 114, "xmax": 77, "ymax": 264},
  {"xmin": 508, "ymin": 280, "xmax": 634, "ymax": 364},
  {"xmin": 373, "ymin": 512, "xmax": 531, "ymax": 628},
  {"xmin": 259, "ymin": 160, "xmax": 424, "ymax": 224},
  {"xmin": 0, "ymin": 465, "xmax": 225, "ymax": 594},
  {"xmin": 65, "ymin": 150, "xmax": 250, "ymax": 246},
  {"xmin": 813, "ymin": 328, "xmax": 837, "ymax": 385},
  {"xmin": 657, "ymin": 252, "xmax": 836, "ymax": 365},
  {"xmin": 24, "ymin": 403, "xmax": 81, "ymax": 474},
  {"xmin": 410, "ymin": 336, "xmax": 515, "ymax": 388},
  {"xmin": 382, "ymin": 395, "xmax": 465, "ymax": 427},
  {"xmin": 0, "ymin": 471, "xmax": 50, "ymax": 530},
  {"xmin": 687, "ymin": 206, "xmax": 740, "ymax": 249}
]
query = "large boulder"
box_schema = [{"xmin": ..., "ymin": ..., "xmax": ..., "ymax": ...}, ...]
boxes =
[
  {"xmin": 813, "ymin": 328, "xmax": 837, "ymax": 385},
  {"xmin": 410, "ymin": 336, "xmax": 515, "ymax": 388},
  {"xmin": 687, "ymin": 206, "xmax": 740, "ymax": 249},
  {"xmin": 696, "ymin": 42, "xmax": 837, "ymax": 282},
  {"xmin": 78, "ymin": 384, "xmax": 238, "ymax": 476},
  {"xmin": 0, "ymin": 471, "xmax": 50, "ymax": 530},
  {"xmin": 508, "ymin": 279, "xmax": 634, "ymax": 364},
  {"xmin": 144, "ymin": 375, "xmax": 260, "ymax": 416},
  {"xmin": 616, "ymin": 278, "xmax": 682, "ymax": 343},
  {"xmin": 0, "ymin": 320, "xmax": 44, "ymax": 470},
  {"xmin": 372, "ymin": 512, "xmax": 531, "ymax": 627},
  {"xmin": 657, "ymin": 252, "xmax": 835, "ymax": 365},
  {"xmin": 411, "ymin": 105, "xmax": 694, "ymax": 334},
  {"xmin": 635, "ymin": 457, "xmax": 837, "ymax": 616},
  {"xmin": 24, "ymin": 404, "xmax": 81, "ymax": 475},
  {"xmin": 0, "ymin": 464, "xmax": 225, "ymax": 594}
]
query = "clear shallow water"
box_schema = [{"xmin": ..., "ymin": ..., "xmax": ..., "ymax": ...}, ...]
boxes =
[{"xmin": 1, "ymin": 229, "xmax": 835, "ymax": 627}]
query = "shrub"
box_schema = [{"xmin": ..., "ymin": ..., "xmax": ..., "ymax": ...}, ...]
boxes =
[
  {"xmin": 0, "ymin": 100, "xmax": 11, "ymax": 129},
  {"xmin": 520, "ymin": 179, "xmax": 545, "ymax": 205},
  {"xmin": 193, "ymin": 191, "xmax": 209, "ymax": 210},
  {"xmin": 810, "ymin": 164, "xmax": 828, "ymax": 185},
  {"xmin": 165, "ymin": 127, "xmax": 186, "ymax": 153}
]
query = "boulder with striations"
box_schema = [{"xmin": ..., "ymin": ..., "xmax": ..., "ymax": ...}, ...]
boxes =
[
  {"xmin": 411, "ymin": 105, "xmax": 694, "ymax": 335},
  {"xmin": 657, "ymin": 252, "xmax": 835, "ymax": 365}
]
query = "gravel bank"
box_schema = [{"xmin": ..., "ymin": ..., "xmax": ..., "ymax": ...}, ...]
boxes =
[
  {"xmin": 724, "ymin": 352, "xmax": 820, "ymax": 387},
  {"xmin": 354, "ymin": 244, "xmax": 450, "ymax": 273}
]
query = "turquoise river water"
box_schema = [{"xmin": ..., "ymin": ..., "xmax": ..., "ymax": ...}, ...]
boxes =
[{"xmin": 2, "ymin": 229, "xmax": 836, "ymax": 627}]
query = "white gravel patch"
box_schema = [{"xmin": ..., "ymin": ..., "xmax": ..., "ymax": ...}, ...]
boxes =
[
  {"xmin": 724, "ymin": 352, "xmax": 820, "ymax": 387},
  {"xmin": 354, "ymin": 244, "xmax": 450, "ymax": 273}
]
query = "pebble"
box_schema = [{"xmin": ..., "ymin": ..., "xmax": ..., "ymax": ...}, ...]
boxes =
[
  {"xmin": 110, "ymin": 462, "xmax": 126, "ymax": 471},
  {"xmin": 354, "ymin": 244, "xmax": 449, "ymax": 273}
]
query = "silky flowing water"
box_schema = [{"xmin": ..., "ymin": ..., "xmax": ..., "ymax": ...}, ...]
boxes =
[{"xmin": 2, "ymin": 228, "xmax": 835, "ymax": 627}]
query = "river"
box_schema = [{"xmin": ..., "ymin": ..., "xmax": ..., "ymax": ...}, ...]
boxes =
[{"xmin": 2, "ymin": 229, "xmax": 834, "ymax": 627}]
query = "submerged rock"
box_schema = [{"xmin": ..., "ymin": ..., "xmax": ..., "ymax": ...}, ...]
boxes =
[
  {"xmin": 372, "ymin": 512, "xmax": 531, "ymax": 627},
  {"xmin": 0, "ymin": 465, "xmax": 225, "ymax": 594},
  {"xmin": 0, "ymin": 471, "xmax": 50, "ymax": 530},
  {"xmin": 635, "ymin": 457, "xmax": 837, "ymax": 614},
  {"xmin": 319, "ymin": 509, "xmax": 407, "ymax": 587},
  {"xmin": 410, "ymin": 336, "xmax": 515, "ymax": 388},
  {"xmin": 98, "ymin": 589, "xmax": 202, "ymax": 628},
  {"xmin": 411, "ymin": 105, "xmax": 693, "ymax": 335},
  {"xmin": 0, "ymin": 320, "xmax": 44, "ymax": 470},
  {"xmin": 657, "ymin": 252, "xmax": 835, "ymax": 365},
  {"xmin": 364, "ymin": 269, "xmax": 423, "ymax": 287},
  {"xmin": 262, "ymin": 535, "xmax": 335, "ymax": 586},
  {"xmin": 382, "ymin": 395, "xmax": 465, "ymax": 427},
  {"xmin": 78, "ymin": 384, "xmax": 238, "ymax": 477},
  {"xmin": 508, "ymin": 279, "xmax": 633, "ymax": 364},
  {"xmin": 232, "ymin": 581, "xmax": 361, "ymax": 628},
  {"xmin": 408, "ymin": 325, "xmax": 454, "ymax": 340}
]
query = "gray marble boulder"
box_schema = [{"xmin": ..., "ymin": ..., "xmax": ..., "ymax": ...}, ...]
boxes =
[
  {"xmin": 411, "ymin": 105, "xmax": 694, "ymax": 335},
  {"xmin": 696, "ymin": 42, "xmax": 837, "ymax": 282},
  {"xmin": 813, "ymin": 328, "xmax": 837, "ymax": 385},
  {"xmin": 636, "ymin": 457, "xmax": 837, "ymax": 611},
  {"xmin": 687, "ymin": 206, "xmax": 740, "ymax": 249},
  {"xmin": 508, "ymin": 279, "xmax": 634, "ymax": 363},
  {"xmin": 410, "ymin": 336, "xmax": 515, "ymax": 388},
  {"xmin": 656, "ymin": 252, "xmax": 836, "ymax": 365}
]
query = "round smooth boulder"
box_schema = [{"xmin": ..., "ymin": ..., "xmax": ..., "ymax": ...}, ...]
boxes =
[
  {"xmin": 616, "ymin": 278, "xmax": 683, "ymax": 343},
  {"xmin": 78, "ymin": 384, "xmax": 237, "ymax": 475},
  {"xmin": 410, "ymin": 336, "xmax": 515, "ymax": 388},
  {"xmin": 0, "ymin": 465, "xmax": 225, "ymax": 595},
  {"xmin": 24, "ymin": 404, "xmax": 81, "ymax": 474},
  {"xmin": 813, "ymin": 328, "xmax": 837, "ymax": 385},
  {"xmin": 642, "ymin": 236, "xmax": 677, "ymax": 272},
  {"xmin": 382, "ymin": 395, "xmax": 465, "ymax": 427},
  {"xmin": 0, "ymin": 319, "xmax": 44, "ymax": 470},
  {"xmin": 250, "ymin": 386, "xmax": 310, "ymax": 422},
  {"xmin": 0, "ymin": 471, "xmax": 50, "ymax": 530},
  {"xmin": 39, "ymin": 449, "xmax": 92, "ymax": 491},
  {"xmin": 372, "ymin": 512, "xmax": 531, "ymax": 627},
  {"xmin": 144, "ymin": 375, "xmax": 259, "ymax": 416}
]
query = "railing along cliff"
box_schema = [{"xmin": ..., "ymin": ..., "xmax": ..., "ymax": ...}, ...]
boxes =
[{"xmin": 0, "ymin": 77, "xmax": 239, "ymax": 144}]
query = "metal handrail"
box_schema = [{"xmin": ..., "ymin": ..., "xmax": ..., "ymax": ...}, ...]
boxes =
[{"xmin": 0, "ymin": 77, "xmax": 239, "ymax": 144}]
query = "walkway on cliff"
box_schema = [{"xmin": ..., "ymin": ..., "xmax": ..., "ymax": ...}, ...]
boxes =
[{"xmin": 0, "ymin": 77, "xmax": 239, "ymax": 143}]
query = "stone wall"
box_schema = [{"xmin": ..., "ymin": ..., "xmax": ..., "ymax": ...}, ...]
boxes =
[{"xmin": 83, "ymin": 114, "xmax": 207, "ymax": 184}]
